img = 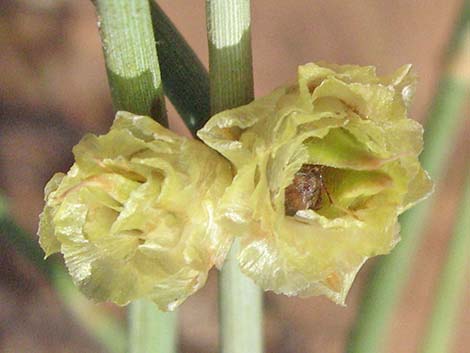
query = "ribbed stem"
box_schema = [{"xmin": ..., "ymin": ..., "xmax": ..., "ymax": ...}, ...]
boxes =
[
  {"xmin": 150, "ymin": 1, "xmax": 210, "ymax": 134},
  {"xmin": 206, "ymin": 0, "xmax": 254, "ymax": 114},
  {"xmin": 419, "ymin": 172, "xmax": 470, "ymax": 353},
  {"xmin": 95, "ymin": 0, "xmax": 167, "ymax": 125},
  {"xmin": 94, "ymin": 1, "xmax": 175, "ymax": 352},
  {"xmin": 347, "ymin": 4, "xmax": 470, "ymax": 352},
  {"xmin": 206, "ymin": 1, "xmax": 263, "ymax": 353}
]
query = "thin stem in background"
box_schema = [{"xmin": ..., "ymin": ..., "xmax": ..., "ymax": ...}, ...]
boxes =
[
  {"xmin": 94, "ymin": 1, "xmax": 176, "ymax": 352},
  {"xmin": 347, "ymin": 2, "xmax": 470, "ymax": 351},
  {"xmin": 206, "ymin": 1, "xmax": 263, "ymax": 353},
  {"xmin": 51, "ymin": 265, "xmax": 128, "ymax": 353},
  {"xmin": 151, "ymin": 1, "xmax": 210, "ymax": 134},
  {"xmin": 0, "ymin": 194, "xmax": 127, "ymax": 353},
  {"xmin": 0, "ymin": 195, "xmax": 50, "ymax": 277},
  {"xmin": 419, "ymin": 170, "xmax": 470, "ymax": 353}
]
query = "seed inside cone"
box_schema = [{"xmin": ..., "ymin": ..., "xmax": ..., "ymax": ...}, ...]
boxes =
[{"xmin": 284, "ymin": 164, "xmax": 324, "ymax": 216}]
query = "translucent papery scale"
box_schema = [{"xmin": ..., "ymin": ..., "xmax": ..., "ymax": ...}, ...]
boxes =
[
  {"xmin": 198, "ymin": 62, "xmax": 432, "ymax": 304},
  {"xmin": 38, "ymin": 112, "xmax": 234, "ymax": 310}
]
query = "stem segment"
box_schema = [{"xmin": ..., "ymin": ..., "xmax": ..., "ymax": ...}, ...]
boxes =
[
  {"xmin": 94, "ymin": 1, "xmax": 175, "ymax": 352},
  {"xmin": 219, "ymin": 241, "xmax": 264, "ymax": 353},
  {"xmin": 206, "ymin": 1, "xmax": 263, "ymax": 352},
  {"xmin": 150, "ymin": 1, "xmax": 210, "ymax": 134},
  {"xmin": 206, "ymin": 0, "xmax": 254, "ymax": 114},
  {"xmin": 95, "ymin": 0, "xmax": 167, "ymax": 125},
  {"xmin": 128, "ymin": 299, "xmax": 177, "ymax": 353},
  {"xmin": 347, "ymin": 5, "xmax": 470, "ymax": 352}
]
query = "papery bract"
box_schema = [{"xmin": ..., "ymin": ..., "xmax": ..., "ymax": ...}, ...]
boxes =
[
  {"xmin": 39, "ymin": 111, "xmax": 233, "ymax": 310},
  {"xmin": 198, "ymin": 62, "xmax": 432, "ymax": 304}
]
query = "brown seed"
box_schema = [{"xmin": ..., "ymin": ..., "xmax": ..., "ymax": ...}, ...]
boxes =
[{"xmin": 284, "ymin": 164, "xmax": 326, "ymax": 216}]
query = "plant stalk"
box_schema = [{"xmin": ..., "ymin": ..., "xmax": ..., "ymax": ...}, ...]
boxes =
[
  {"xmin": 128, "ymin": 299, "xmax": 177, "ymax": 353},
  {"xmin": 206, "ymin": 0, "xmax": 254, "ymax": 114},
  {"xmin": 206, "ymin": 1, "xmax": 263, "ymax": 353},
  {"xmin": 95, "ymin": 0, "xmax": 167, "ymax": 125},
  {"xmin": 150, "ymin": 1, "xmax": 210, "ymax": 134}
]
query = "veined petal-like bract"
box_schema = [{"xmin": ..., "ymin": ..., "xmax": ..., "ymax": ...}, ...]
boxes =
[
  {"xmin": 198, "ymin": 62, "xmax": 432, "ymax": 304},
  {"xmin": 38, "ymin": 111, "xmax": 233, "ymax": 310}
]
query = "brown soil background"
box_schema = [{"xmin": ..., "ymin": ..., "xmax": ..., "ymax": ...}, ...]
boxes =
[{"xmin": 0, "ymin": 1, "xmax": 469, "ymax": 352}]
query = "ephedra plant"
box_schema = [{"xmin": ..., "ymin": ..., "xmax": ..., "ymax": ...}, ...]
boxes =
[{"xmin": 1, "ymin": 1, "xmax": 468, "ymax": 353}]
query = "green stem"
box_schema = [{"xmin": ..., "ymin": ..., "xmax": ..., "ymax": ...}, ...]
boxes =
[
  {"xmin": 206, "ymin": 1, "xmax": 263, "ymax": 352},
  {"xmin": 94, "ymin": 1, "xmax": 176, "ymax": 352},
  {"xmin": 419, "ymin": 172, "xmax": 470, "ymax": 353},
  {"xmin": 128, "ymin": 299, "xmax": 177, "ymax": 353},
  {"xmin": 206, "ymin": 0, "xmax": 254, "ymax": 114},
  {"xmin": 150, "ymin": 1, "xmax": 210, "ymax": 134},
  {"xmin": 347, "ymin": 6, "xmax": 470, "ymax": 352},
  {"xmin": 0, "ymin": 195, "xmax": 50, "ymax": 277},
  {"xmin": 219, "ymin": 241, "xmax": 263, "ymax": 353},
  {"xmin": 95, "ymin": 0, "xmax": 167, "ymax": 125}
]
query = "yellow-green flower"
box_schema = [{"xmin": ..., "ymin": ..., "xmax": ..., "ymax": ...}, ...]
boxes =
[
  {"xmin": 198, "ymin": 62, "xmax": 433, "ymax": 304},
  {"xmin": 38, "ymin": 111, "xmax": 233, "ymax": 310}
]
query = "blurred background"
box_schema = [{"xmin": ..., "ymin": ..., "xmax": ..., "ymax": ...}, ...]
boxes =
[{"xmin": 0, "ymin": 0, "xmax": 468, "ymax": 352}]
